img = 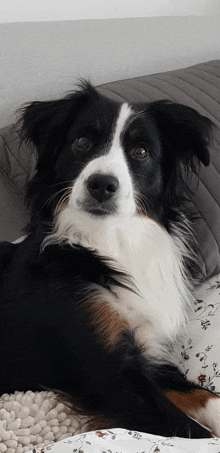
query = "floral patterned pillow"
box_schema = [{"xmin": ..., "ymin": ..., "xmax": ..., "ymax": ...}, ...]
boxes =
[{"xmin": 174, "ymin": 274, "xmax": 220, "ymax": 394}]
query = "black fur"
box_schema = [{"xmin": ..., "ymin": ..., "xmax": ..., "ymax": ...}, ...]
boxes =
[{"xmin": 0, "ymin": 82, "xmax": 214, "ymax": 438}]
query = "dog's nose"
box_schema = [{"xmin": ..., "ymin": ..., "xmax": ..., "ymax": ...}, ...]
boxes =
[{"xmin": 87, "ymin": 174, "xmax": 119, "ymax": 202}]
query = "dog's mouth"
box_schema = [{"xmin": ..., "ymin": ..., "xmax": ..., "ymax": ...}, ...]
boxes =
[
  {"xmin": 78, "ymin": 198, "xmax": 117, "ymax": 217},
  {"xmin": 71, "ymin": 172, "xmax": 136, "ymax": 218}
]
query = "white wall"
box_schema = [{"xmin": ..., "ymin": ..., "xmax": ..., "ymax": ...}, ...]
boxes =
[
  {"xmin": 1, "ymin": 0, "xmax": 220, "ymax": 22},
  {"xmin": 1, "ymin": 13, "xmax": 220, "ymax": 128}
]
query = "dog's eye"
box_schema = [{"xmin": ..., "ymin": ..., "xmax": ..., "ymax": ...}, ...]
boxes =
[
  {"xmin": 74, "ymin": 137, "xmax": 92, "ymax": 151},
  {"xmin": 132, "ymin": 147, "xmax": 148, "ymax": 159}
]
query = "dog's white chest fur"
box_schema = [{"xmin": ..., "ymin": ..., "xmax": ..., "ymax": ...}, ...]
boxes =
[
  {"xmin": 53, "ymin": 210, "xmax": 189, "ymax": 356},
  {"xmin": 94, "ymin": 216, "xmax": 188, "ymax": 355}
]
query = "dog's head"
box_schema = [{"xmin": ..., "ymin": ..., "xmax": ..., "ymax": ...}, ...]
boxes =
[{"xmin": 20, "ymin": 82, "xmax": 212, "ymax": 231}]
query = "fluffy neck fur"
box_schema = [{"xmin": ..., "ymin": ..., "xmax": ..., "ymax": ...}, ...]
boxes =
[{"xmin": 42, "ymin": 206, "xmax": 194, "ymax": 358}]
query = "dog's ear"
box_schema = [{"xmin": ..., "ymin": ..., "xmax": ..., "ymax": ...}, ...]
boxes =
[
  {"xmin": 149, "ymin": 100, "xmax": 213, "ymax": 170},
  {"xmin": 19, "ymin": 98, "xmax": 73, "ymax": 151},
  {"xmin": 18, "ymin": 81, "xmax": 98, "ymax": 170}
]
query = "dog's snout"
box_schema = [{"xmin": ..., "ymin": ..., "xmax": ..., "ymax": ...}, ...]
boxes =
[{"xmin": 87, "ymin": 174, "xmax": 119, "ymax": 202}]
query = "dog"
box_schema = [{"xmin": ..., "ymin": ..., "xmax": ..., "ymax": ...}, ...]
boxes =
[{"xmin": 1, "ymin": 81, "xmax": 219, "ymax": 438}]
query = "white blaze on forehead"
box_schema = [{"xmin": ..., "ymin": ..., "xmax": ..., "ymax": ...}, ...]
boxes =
[
  {"xmin": 110, "ymin": 102, "xmax": 133, "ymax": 151},
  {"xmin": 69, "ymin": 102, "xmax": 136, "ymax": 217}
]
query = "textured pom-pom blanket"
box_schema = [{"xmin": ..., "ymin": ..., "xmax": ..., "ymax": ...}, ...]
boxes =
[{"xmin": 0, "ymin": 390, "xmax": 89, "ymax": 453}]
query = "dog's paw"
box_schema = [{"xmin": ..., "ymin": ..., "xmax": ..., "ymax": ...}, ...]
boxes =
[{"xmin": 188, "ymin": 395, "xmax": 220, "ymax": 438}]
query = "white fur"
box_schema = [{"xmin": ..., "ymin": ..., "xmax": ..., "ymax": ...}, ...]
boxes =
[
  {"xmin": 69, "ymin": 103, "xmax": 136, "ymax": 218},
  {"xmin": 13, "ymin": 235, "xmax": 27, "ymax": 244},
  {"xmin": 188, "ymin": 397, "xmax": 220, "ymax": 437},
  {"xmin": 45, "ymin": 208, "xmax": 190, "ymax": 357},
  {"xmin": 43, "ymin": 103, "xmax": 192, "ymax": 359},
  {"xmin": 43, "ymin": 204, "xmax": 192, "ymax": 358}
]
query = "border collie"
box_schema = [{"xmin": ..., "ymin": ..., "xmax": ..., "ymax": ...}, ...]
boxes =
[{"xmin": 1, "ymin": 82, "xmax": 219, "ymax": 438}]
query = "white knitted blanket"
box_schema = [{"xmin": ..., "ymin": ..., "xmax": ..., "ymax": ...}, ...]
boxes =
[{"xmin": 0, "ymin": 390, "xmax": 89, "ymax": 453}]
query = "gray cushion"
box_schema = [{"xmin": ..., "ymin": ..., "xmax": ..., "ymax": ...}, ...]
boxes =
[
  {"xmin": 0, "ymin": 60, "xmax": 220, "ymax": 278},
  {"xmin": 0, "ymin": 124, "xmax": 35, "ymax": 241}
]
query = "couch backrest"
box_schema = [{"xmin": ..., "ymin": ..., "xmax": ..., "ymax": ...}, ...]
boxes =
[{"xmin": 1, "ymin": 60, "xmax": 220, "ymax": 279}]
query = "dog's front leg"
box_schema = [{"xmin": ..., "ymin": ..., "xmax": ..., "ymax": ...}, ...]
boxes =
[
  {"xmin": 150, "ymin": 362, "xmax": 220, "ymax": 437},
  {"xmin": 165, "ymin": 386, "xmax": 220, "ymax": 437}
]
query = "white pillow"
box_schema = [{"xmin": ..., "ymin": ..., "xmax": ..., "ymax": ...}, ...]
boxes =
[{"xmin": 174, "ymin": 274, "xmax": 220, "ymax": 394}]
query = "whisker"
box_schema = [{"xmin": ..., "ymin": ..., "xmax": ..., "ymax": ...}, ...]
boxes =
[
  {"xmin": 45, "ymin": 188, "xmax": 70, "ymax": 208},
  {"xmin": 55, "ymin": 188, "xmax": 72, "ymax": 216},
  {"xmin": 50, "ymin": 181, "xmax": 74, "ymax": 188},
  {"xmin": 35, "ymin": 186, "xmax": 73, "ymax": 217},
  {"xmin": 134, "ymin": 192, "xmax": 150, "ymax": 216}
]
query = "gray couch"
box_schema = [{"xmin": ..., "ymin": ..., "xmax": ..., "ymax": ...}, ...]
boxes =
[{"xmin": 1, "ymin": 60, "xmax": 220, "ymax": 279}]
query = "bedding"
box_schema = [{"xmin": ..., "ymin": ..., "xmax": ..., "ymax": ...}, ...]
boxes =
[
  {"xmin": 26, "ymin": 428, "xmax": 220, "ymax": 453},
  {"xmin": 175, "ymin": 275, "xmax": 220, "ymax": 393},
  {"xmin": 0, "ymin": 60, "xmax": 220, "ymax": 452}
]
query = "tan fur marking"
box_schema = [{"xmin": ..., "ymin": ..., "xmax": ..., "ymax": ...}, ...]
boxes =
[
  {"xmin": 165, "ymin": 389, "xmax": 219, "ymax": 414},
  {"xmin": 85, "ymin": 413, "xmax": 122, "ymax": 431},
  {"xmin": 96, "ymin": 119, "xmax": 101, "ymax": 130},
  {"xmin": 86, "ymin": 291, "xmax": 129, "ymax": 349},
  {"xmin": 129, "ymin": 128, "xmax": 138, "ymax": 137},
  {"xmin": 53, "ymin": 389, "xmax": 118, "ymax": 431},
  {"xmin": 55, "ymin": 188, "xmax": 72, "ymax": 214}
]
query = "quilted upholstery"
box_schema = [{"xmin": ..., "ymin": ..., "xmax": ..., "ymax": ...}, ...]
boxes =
[
  {"xmin": 0, "ymin": 60, "xmax": 220, "ymax": 278},
  {"xmin": 0, "ymin": 124, "xmax": 35, "ymax": 241},
  {"xmin": 97, "ymin": 60, "xmax": 220, "ymax": 278}
]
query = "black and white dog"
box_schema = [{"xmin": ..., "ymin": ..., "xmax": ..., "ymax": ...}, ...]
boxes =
[{"xmin": 1, "ymin": 82, "xmax": 219, "ymax": 438}]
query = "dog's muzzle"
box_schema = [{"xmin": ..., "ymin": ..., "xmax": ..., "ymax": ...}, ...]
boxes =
[{"xmin": 80, "ymin": 173, "xmax": 119, "ymax": 216}]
